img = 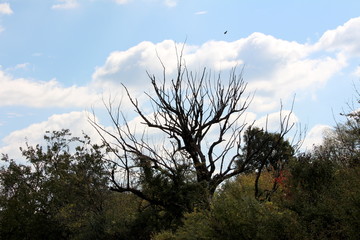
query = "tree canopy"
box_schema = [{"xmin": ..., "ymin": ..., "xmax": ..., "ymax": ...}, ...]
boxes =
[{"xmin": 0, "ymin": 130, "xmax": 111, "ymax": 239}]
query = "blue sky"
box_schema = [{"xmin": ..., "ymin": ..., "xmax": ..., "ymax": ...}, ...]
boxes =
[{"xmin": 1, "ymin": 0, "xmax": 360, "ymax": 158}]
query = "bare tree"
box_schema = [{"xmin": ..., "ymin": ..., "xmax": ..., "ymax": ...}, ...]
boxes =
[{"xmin": 89, "ymin": 53, "xmax": 297, "ymax": 209}]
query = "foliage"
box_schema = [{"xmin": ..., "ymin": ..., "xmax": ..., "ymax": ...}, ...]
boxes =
[
  {"xmin": 282, "ymin": 151, "xmax": 360, "ymax": 239},
  {"xmin": 102, "ymin": 192, "xmax": 142, "ymax": 240},
  {"xmin": 210, "ymin": 180, "xmax": 302, "ymax": 240},
  {"xmin": 314, "ymin": 88, "xmax": 360, "ymax": 167},
  {"xmin": 1, "ymin": 111, "xmax": 360, "ymax": 239},
  {"xmin": 238, "ymin": 126, "xmax": 295, "ymax": 200},
  {"xmin": 153, "ymin": 177, "xmax": 302, "ymax": 240},
  {"xmin": 0, "ymin": 129, "xmax": 111, "ymax": 239},
  {"xmin": 280, "ymin": 94, "xmax": 360, "ymax": 239}
]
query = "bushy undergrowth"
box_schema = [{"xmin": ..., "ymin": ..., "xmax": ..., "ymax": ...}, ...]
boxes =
[{"xmin": 153, "ymin": 160, "xmax": 360, "ymax": 240}]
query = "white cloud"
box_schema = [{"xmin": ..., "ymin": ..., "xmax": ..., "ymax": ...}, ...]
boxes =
[
  {"xmin": 14, "ymin": 63, "xmax": 29, "ymax": 70},
  {"xmin": 195, "ymin": 11, "xmax": 207, "ymax": 15},
  {"xmin": 0, "ymin": 3, "xmax": 13, "ymax": 15},
  {"xmin": 52, "ymin": 0, "xmax": 79, "ymax": 10},
  {"xmin": 317, "ymin": 17, "xmax": 360, "ymax": 57},
  {"xmin": 302, "ymin": 124, "xmax": 332, "ymax": 151},
  {"xmin": 0, "ymin": 111, "xmax": 103, "ymax": 162},
  {"xmin": 32, "ymin": 52, "xmax": 43, "ymax": 57},
  {"xmin": 164, "ymin": 0, "xmax": 177, "ymax": 7},
  {"xmin": 92, "ymin": 40, "xmax": 183, "ymax": 91},
  {"xmin": 114, "ymin": 0, "xmax": 132, "ymax": 4},
  {"xmin": 0, "ymin": 3, "xmax": 12, "ymax": 33},
  {"xmin": 352, "ymin": 65, "xmax": 360, "ymax": 77},
  {"xmin": 113, "ymin": 0, "xmax": 174, "ymax": 6},
  {"xmin": 6, "ymin": 112, "xmax": 23, "ymax": 118},
  {"xmin": 248, "ymin": 53, "xmax": 346, "ymax": 104},
  {"xmin": 0, "ymin": 70, "xmax": 101, "ymax": 108},
  {"xmin": 6, "ymin": 63, "xmax": 30, "ymax": 71},
  {"xmin": 254, "ymin": 110, "xmax": 299, "ymax": 133},
  {"xmin": 3, "ymin": 17, "xmax": 358, "ymax": 154},
  {"xmin": 93, "ymin": 31, "xmax": 347, "ymax": 113}
]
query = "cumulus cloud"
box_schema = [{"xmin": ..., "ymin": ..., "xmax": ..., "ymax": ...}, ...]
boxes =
[
  {"xmin": 93, "ymin": 31, "xmax": 347, "ymax": 112},
  {"xmin": 0, "ymin": 111, "xmax": 103, "ymax": 162},
  {"xmin": 0, "ymin": 70, "xmax": 101, "ymax": 108},
  {"xmin": 317, "ymin": 17, "xmax": 360, "ymax": 57},
  {"xmin": 4, "ymin": 16, "xmax": 360, "ymax": 155},
  {"xmin": 91, "ymin": 40, "xmax": 184, "ymax": 91},
  {"xmin": 52, "ymin": 0, "xmax": 79, "ymax": 10},
  {"xmin": 302, "ymin": 124, "xmax": 332, "ymax": 151},
  {"xmin": 0, "ymin": 3, "xmax": 13, "ymax": 15}
]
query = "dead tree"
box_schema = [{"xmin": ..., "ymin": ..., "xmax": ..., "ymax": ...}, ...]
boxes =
[{"xmin": 89, "ymin": 54, "xmax": 297, "ymax": 209}]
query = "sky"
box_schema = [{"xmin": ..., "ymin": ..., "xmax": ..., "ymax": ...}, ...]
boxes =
[{"xmin": 1, "ymin": 0, "xmax": 360, "ymax": 160}]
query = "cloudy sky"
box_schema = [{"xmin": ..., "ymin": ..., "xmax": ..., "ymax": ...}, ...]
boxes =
[{"xmin": 1, "ymin": 0, "xmax": 360, "ymax": 159}]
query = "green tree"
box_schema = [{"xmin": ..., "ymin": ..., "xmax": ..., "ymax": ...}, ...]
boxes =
[
  {"xmin": 282, "ymin": 154, "xmax": 355, "ymax": 240},
  {"xmin": 0, "ymin": 129, "xmax": 111, "ymax": 240},
  {"xmin": 0, "ymin": 160, "xmax": 64, "ymax": 239},
  {"xmin": 238, "ymin": 126, "xmax": 295, "ymax": 201}
]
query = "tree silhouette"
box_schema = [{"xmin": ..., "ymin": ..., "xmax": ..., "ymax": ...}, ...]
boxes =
[{"xmin": 89, "ymin": 51, "xmax": 297, "ymax": 210}]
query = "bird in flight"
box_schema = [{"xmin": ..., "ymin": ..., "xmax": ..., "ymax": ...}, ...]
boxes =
[{"xmin": 224, "ymin": 31, "xmax": 227, "ymax": 34}]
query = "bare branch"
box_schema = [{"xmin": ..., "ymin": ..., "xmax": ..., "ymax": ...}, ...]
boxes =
[{"xmin": 89, "ymin": 49, "xmax": 300, "ymax": 207}]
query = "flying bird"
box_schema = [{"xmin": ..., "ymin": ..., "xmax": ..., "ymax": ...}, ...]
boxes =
[{"xmin": 224, "ymin": 31, "xmax": 227, "ymax": 34}]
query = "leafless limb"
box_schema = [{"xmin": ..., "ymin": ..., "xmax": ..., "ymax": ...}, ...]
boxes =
[{"xmin": 89, "ymin": 51, "xmax": 299, "ymax": 206}]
